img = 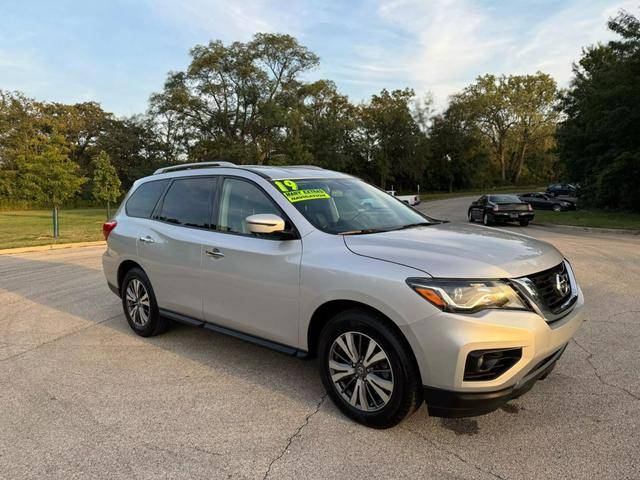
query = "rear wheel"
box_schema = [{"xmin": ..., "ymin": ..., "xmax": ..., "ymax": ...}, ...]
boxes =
[
  {"xmin": 121, "ymin": 268, "xmax": 168, "ymax": 337},
  {"xmin": 519, "ymin": 220, "xmax": 529, "ymax": 226},
  {"xmin": 468, "ymin": 210, "xmax": 475, "ymax": 222},
  {"xmin": 318, "ymin": 309, "xmax": 422, "ymax": 429},
  {"xmin": 552, "ymin": 204, "xmax": 562, "ymax": 212}
]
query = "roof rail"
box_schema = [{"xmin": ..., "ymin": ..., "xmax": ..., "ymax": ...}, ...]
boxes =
[{"xmin": 154, "ymin": 161, "xmax": 236, "ymax": 175}]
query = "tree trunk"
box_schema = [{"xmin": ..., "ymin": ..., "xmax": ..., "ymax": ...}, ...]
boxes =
[
  {"xmin": 498, "ymin": 144, "xmax": 506, "ymax": 182},
  {"xmin": 513, "ymin": 142, "xmax": 528, "ymax": 184}
]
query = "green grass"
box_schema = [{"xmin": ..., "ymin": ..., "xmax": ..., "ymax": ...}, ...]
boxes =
[
  {"xmin": 533, "ymin": 210, "xmax": 640, "ymax": 230},
  {"xmin": 421, "ymin": 185, "xmax": 545, "ymax": 202},
  {"xmin": 0, "ymin": 208, "xmax": 108, "ymax": 249}
]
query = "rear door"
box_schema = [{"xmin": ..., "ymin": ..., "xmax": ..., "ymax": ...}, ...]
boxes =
[
  {"xmin": 138, "ymin": 176, "xmax": 217, "ymax": 320},
  {"xmin": 200, "ymin": 176, "xmax": 302, "ymax": 347}
]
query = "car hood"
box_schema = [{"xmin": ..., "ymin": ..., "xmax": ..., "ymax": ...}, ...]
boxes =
[{"xmin": 343, "ymin": 222, "xmax": 563, "ymax": 278}]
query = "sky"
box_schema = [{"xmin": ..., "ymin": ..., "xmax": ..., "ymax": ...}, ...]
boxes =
[{"xmin": 0, "ymin": 0, "xmax": 635, "ymax": 116}]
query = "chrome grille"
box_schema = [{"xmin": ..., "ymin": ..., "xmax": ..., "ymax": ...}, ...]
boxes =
[
  {"xmin": 527, "ymin": 262, "xmax": 572, "ymax": 312},
  {"xmin": 512, "ymin": 260, "xmax": 578, "ymax": 323}
]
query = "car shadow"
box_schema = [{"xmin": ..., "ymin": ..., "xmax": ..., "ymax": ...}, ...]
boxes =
[{"xmin": 0, "ymin": 252, "xmax": 335, "ymax": 419}]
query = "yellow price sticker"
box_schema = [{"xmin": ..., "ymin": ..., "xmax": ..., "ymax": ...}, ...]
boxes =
[
  {"xmin": 274, "ymin": 180, "xmax": 299, "ymax": 192},
  {"xmin": 283, "ymin": 189, "xmax": 331, "ymax": 203}
]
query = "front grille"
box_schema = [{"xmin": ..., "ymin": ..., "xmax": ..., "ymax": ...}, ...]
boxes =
[{"xmin": 526, "ymin": 262, "xmax": 573, "ymax": 313}]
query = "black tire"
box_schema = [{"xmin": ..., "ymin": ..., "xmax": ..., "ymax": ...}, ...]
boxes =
[
  {"xmin": 318, "ymin": 309, "xmax": 422, "ymax": 429},
  {"xmin": 121, "ymin": 267, "xmax": 168, "ymax": 337},
  {"xmin": 519, "ymin": 220, "xmax": 529, "ymax": 226},
  {"xmin": 468, "ymin": 210, "xmax": 475, "ymax": 222},
  {"xmin": 483, "ymin": 212, "xmax": 492, "ymax": 226},
  {"xmin": 552, "ymin": 204, "xmax": 562, "ymax": 212}
]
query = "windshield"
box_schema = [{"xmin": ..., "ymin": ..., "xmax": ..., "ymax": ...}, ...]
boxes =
[
  {"xmin": 488, "ymin": 195, "xmax": 522, "ymax": 203},
  {"xmin": 271, "ymin": 177, "xmax": 435, "ymax": 235}
]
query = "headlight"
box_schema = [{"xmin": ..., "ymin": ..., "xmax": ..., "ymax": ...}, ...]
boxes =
[{"xmin": 406, "ymin": 278, "xmax": 530, "ymax": 313}]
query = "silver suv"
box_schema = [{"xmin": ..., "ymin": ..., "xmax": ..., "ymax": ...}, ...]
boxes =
[{"xmin": 102, "ymin": 162, "xmax": 585, "ymax": 428}]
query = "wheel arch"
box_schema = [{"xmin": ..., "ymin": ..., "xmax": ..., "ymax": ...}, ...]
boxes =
[
  {"xmin": 306, "ymin": 299, "xmax": 422, "ymax": 381},
  {"xmin": 117, "ymin": 259, "xmax": 144, "ymax": 293}
]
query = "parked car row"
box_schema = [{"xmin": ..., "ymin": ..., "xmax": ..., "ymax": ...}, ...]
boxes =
[{"xmin": 467, "ymin": 184, "xmax": 579, "ymax": 228}]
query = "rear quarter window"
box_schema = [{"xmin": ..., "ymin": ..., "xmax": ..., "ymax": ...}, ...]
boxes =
[{"xmin": 125, "ymin": 180, "xmax": 169, "ymax": 218}]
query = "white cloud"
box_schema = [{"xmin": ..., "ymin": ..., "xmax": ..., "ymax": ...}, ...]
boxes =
[
  {"xmin": 146, "ymin": 0, "xmax": 311, "ymax": 40},
  {"xmin": 323, "ymin": 0, "xmax": 636, "ymax": 110}
]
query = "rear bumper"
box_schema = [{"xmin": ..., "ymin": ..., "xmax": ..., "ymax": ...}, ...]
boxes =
[
  {"xmin": 424, "ymin": 344, "xmax": 566, "ymax": 417},
  {"xmin": 493, "ymin": 212, "xmax": 534, "ymax": 221}
]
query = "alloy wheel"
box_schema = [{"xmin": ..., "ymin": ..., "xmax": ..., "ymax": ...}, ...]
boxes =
[
  {"xmin": 328, "ymin": 331, "xmax": 395, "ymax": 412},
  {"xmin": 125, "ymin": 278, "xmax": 151, "ymax": 327}
]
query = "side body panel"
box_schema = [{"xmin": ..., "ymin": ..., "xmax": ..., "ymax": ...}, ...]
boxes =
[{"xmin": 200, "ymin": 230, "xmax": 302, "ymax": 347}]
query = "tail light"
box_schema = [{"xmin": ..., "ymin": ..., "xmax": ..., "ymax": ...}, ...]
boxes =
[
  {"xmin": 492, "ymin": 205, "xmax": 499, "ymax": 212},
  {"xmin": 103, "ymin": 221, "xmax": 117, "ymax": 240},
  {"xmin": 528, "ymin": 204, "xmax": 533, "ymax": 211}
]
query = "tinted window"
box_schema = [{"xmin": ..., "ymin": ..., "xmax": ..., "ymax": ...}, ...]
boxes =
[
  {"xmin": 126, "ymin": 180, "xmax": 169, "ymax": 218},
  {"xmin": 157, "ymin": 178, "xmax": 215, "ymax": 228},
  {"xmin": 218, "ymin": 178, "xmax": 281, "ymax": 235},
  {"xmin": 489, "ymin": 195, "xmax": 522, "ymax": 203}
]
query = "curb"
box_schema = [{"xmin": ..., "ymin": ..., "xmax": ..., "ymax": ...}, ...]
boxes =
[
  {"xmin": 532, "ymin": 223, "xmax": 640, "ymax": 236},
  {"xmin": 0, "ymin": 240, "xmax": 106, "ymax": 255}
]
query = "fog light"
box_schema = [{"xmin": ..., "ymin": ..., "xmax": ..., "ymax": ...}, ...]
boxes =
[{"xmin": 464, "ymin": 348, "xmax": 522, "ymax": 381}]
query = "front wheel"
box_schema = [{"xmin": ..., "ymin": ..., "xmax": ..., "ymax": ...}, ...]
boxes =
[
  {"xmin": 552, "ymin": 204, "xmax": 562, "ymax": 212},
  {"xmin": 468, "ymin": 210, "xmax": 475, "ymax": 222},
  {"xmin": 483, "ymin": 213, "xmax": 492, "ymax": 226},
  {"xmin": 318, "ymin": 309, "xmax": 422, "ymax": 429},
  {"xmin": 519, "ymin": 220, "xmax": 529, "ymax": 226}
]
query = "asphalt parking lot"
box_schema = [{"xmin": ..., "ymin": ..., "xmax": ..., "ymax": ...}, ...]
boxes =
[{"xmin": 1, "ymin": 196, "xmax": 639, "ymax": 479}]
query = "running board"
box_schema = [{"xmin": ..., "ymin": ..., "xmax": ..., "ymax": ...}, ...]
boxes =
[{"xmin": 159, "ymin": 309, "xmax": 308, "ymax": 358}]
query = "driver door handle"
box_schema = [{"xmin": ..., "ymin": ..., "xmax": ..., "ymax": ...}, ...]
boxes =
[{"xmin": 205, "ymin": 248, "xmax": 225, "ymax": 259}]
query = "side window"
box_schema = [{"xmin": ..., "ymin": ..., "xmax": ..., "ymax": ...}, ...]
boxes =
[
  {"xmin": 126, "ymin": 180, "xmax": 169, "ymax": 218},
  {"xmin": 218, "ymin": 178, "xmax": 281, "ymax": 235},
  {"xmin": 479, "ymin": 196, "xmax": 487, "ymax": 205},
  {"xmin": 157, "ymin": 177, "xmax": 215, "ymax": 228}
]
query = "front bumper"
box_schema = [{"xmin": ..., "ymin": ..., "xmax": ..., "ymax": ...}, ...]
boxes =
[
  {"xmin": 400, "ymin": 284, "xmax": 584, "ymax": 406},
  {"xmin": 424, "ymin": 344, "xmax": 566, "ymax": 417}
]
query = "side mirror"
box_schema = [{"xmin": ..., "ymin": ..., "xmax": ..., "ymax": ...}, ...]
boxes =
[{"xmin": 246, "ymin": 214, "xmax": 286, "ymax": 235}]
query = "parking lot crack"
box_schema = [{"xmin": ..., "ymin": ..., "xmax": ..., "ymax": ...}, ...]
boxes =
[
  {"xmin": 572, "ymin": 338, "xmax": 639, "ymax": 401},
  {"xmin": 262, "ymin": 394, "xmax": 327, "ymax": 480},
  {"xmin": 402, "ymin": 426, "xmax": 507, "ymax": 480}
]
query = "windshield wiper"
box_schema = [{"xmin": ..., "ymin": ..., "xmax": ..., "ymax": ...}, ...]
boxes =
[
  {"xmin": 389, "ymin": 222, "xmax": 437, "ymax": 231},
  {"xmin": 338, "ymin": 228, "xmax": 391, "ymax": 235}
]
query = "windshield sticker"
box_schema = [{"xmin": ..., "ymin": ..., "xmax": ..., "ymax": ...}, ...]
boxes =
[
  {"xmin": 274, "ymin": 180, "xmax": 299, "ymax": 192},
  {"xmin": 283, "ymin": 188, "xmax": 330, "ymax": 203}
]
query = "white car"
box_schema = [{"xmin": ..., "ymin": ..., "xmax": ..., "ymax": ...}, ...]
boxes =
[
  {"xmin": 102, "ymin": 162, "xmax": 584, "ymax": 428},
  {"xmin": 386, "ymin": 189, "xmax": 421, "ymax": 206}
]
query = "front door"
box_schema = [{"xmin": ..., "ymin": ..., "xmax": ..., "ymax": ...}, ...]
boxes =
[{"xmin": 201, "ymin": 177, "xmax": 302, "ymax": 347}]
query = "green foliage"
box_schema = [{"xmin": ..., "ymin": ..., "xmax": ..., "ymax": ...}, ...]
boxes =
[
  {"xmin": 2, "ymin": 12, "xmax": 636, "ymax": 208},
  {"xmin": 14, "ymin": 132, "xmax": 86, "ymax": 208},
  {"xmin": 450, "ymin": 72, "xmax": 559, "ymax": 183},
  {"xmin": 90, "ymin": 150, "xmax": 121, "ymax": 204},
  {"xmin": 558, "ymin": 10, "xmax": 640, "ymax": 212}
]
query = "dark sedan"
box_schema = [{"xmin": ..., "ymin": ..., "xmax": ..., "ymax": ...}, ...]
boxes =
[
  {"xmin": 468, "ymin": 194, "xmax": 534, "ymax": 226},
  {"xmin": 518, "ymin": 192, "xmax": 575, "ymax": 211},
  {"xmin": 546, "ymin": 183, "xmax": 577, "ymax": 197}
]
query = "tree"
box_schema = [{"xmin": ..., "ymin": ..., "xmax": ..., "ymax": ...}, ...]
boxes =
[
  {"xmin": 558, "ymin": 9, "xmax": 640, "ymax": 211},
  {"xmin": 15, "ymin": 132, "xmax": 86, "ymax": 238},
  {"xmin": 452, "ymin": 73, "xmax": 558, "ymax": 183},
  {"xmin": 360, "ymin": 88, "xmax": 425, "ymax": 189},
  {"xmin": 91, "ymin": 150, "xmax": 121, "ymax": 218},
  {"xmin": 149, "ymin": 33, "xmax": 319, "ymax": 164}
]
